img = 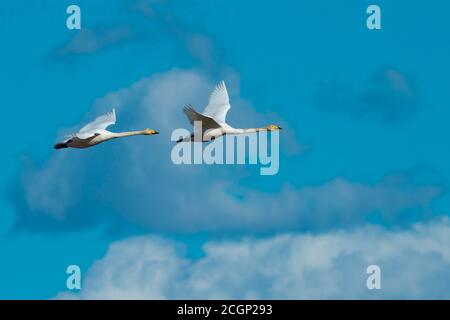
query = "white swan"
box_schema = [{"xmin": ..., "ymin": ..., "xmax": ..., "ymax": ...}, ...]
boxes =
[
  {"xmin": 178, "ymin": 81, "xmax": 282, "ymax": 142},
  {"xmin": 54, "ymin": 108, "xmax": 159, "ymax": 149}
]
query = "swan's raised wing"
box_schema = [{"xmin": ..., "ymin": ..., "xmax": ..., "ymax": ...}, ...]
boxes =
[
  {"xmin": 202, "ymin": 81, "xmax": 231, "ymax": 124},
  {"xmin": 76, "ymin": 108, "xmax": 116, "ymax": 139},
  {"xmin": 183, "ymin": 105, "xmax": 221, "ymax": 132}
]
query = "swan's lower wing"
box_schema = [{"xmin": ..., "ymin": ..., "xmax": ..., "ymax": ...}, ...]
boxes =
[
  {"xmin": 75, "ymin": 131, "xmax": 100, "ymax": 140},
  {"xmin": 183, "ymin": 106, "xmax": 221, "ymax": 131},
  {"xmin": 57, "ymin": 133, "xmax": 97, "ymax": 146}
]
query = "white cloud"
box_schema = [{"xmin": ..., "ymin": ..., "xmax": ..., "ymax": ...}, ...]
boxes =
[
  {"xmin": 56, "ymin": 218, "xmax": 450, "ymax": 299},
  {"xmin": 10, "ymin": 69, "xmax": 299, "ymax": 232},
  {"xmin": 11, "ymin": 69, "xmax": 440, "ymax": 233}
]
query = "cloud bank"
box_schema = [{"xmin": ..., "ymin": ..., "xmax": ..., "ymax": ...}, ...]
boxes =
[
  {"xmin": 56, "ymin": 218, "xmax": 450, "ymax": 299},
  {"xmin": 8, "ymin": 69, "xmax": 442, "ymax": 235}
]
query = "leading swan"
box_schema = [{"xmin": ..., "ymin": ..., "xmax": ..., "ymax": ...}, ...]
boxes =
[
  {"xmin": 54, "ymin": 108, "xmax": 159, "ymax": 149},
  {"xmin": 178, "ymin": 81, "xmax": 281, "ymax": 142}
]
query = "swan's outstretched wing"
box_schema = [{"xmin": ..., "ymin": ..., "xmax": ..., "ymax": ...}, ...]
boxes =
[
  {"xmin": 61, "ymin": 133, "xmax": 76, "ymax": 143},
  {"xmin": 76, "ymin": 108, "xmax": 116, "ymax": 139},
  {"xmin": 183, "ymin": 105, "xmax": 221, "ymax": 132},
  {"xmin": 202, "ymin": 81, "xmax": 231, "ymax": 124}
]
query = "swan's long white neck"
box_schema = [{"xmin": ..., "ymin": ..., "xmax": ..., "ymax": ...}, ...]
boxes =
[
  {"xmin": 226, "ymin": 127, "xmax": 267, "ymax": 134},
  {"xmin": 109, "ymin": 130, "xmax": 148, "ymax": 138}
]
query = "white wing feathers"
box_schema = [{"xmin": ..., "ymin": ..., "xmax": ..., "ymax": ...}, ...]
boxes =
[
  {"xmin": 76, "ymin": 108, "xmax": 116, "ymax": 139},
  {"xmin": 202, "ymin": 81, "xmax": 231, "ymax": 124}
]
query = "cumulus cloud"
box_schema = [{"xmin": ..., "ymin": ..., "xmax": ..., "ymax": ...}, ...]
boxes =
[
  {"xmin": 8, "ymin": 69, "xmax": 442, "ymax": 234},
  {"xmin": 312, "ymin": 68, "xmax": 420, "ymax": 123},
  {"xmin": 57, "ymin": 26, "xmax": 134, "ymax": 57},
  {"xmin": 9, "ymin": 69, "xmax": 307, "ymax": 234},
  {"xmin": 56, "ymin": 218, "xmax": 450, "ymax": 299}
]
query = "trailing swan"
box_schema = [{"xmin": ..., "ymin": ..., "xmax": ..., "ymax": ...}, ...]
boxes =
[{"xmin": 54, "ymin": 108, "xmax": 158, "ymax": 149}]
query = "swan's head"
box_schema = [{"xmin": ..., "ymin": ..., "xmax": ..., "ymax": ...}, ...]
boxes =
[
  {"xmin": 265, "ymin": 124, "xmax": 282, "ymax": 131},
  {"xmin": 142, "ymin": 128, "xmax": 159, "ymax": 135}
]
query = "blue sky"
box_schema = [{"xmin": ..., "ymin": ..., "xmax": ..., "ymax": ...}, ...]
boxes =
[{"xmin": 1, "ymin": 0, "xmax": 450, "ymax": 299}]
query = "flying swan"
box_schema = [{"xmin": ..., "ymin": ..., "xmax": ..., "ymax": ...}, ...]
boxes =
[
  {"xmin": 178, "ymin": 81, "xmax": 282, "ymax": 142},
  {"xmin": 54, "ymin": 108, "xmax": 159, "ymax": 149}
]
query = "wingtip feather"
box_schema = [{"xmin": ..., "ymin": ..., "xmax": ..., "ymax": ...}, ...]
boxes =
[{"xmin": 183, "ymin": 105, "xmax": 195, "ymax": 112}]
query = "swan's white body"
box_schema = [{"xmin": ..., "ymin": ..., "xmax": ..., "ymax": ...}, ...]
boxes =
[
  {"xmin": 179, "ymin": 81, "xmax": 281, "ymax": 142},
  {"xmin": 54, "ymin": 108, "xmax": 158, "ymax": 149}
]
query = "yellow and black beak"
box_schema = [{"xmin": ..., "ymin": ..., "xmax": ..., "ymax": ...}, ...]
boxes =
[{"xmin": 146, "ymin": 129, "xmax": 159, "ymax": 135}]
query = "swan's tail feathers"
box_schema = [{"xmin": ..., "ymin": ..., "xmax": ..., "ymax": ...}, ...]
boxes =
[{"xmin": 54, "ymin": 142, "xmax": 68, "ymax": 149}]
